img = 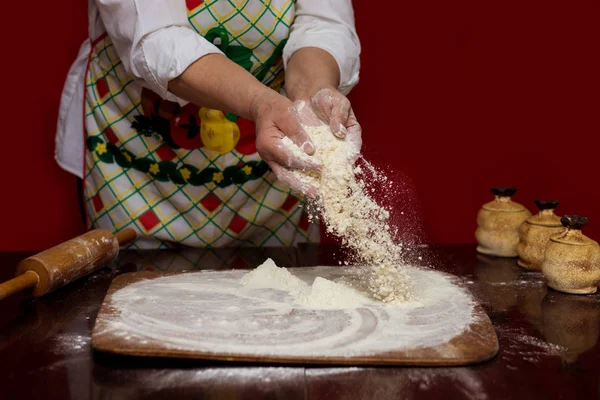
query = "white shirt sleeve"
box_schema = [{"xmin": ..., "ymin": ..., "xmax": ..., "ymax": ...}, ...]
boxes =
[
  {"xmin": 95, "ymin": 0, "xmax": 224, "ymax": 105},
  {"xmin": 283, "ymin": 0, "xmax": 361, "ymax": 95}
]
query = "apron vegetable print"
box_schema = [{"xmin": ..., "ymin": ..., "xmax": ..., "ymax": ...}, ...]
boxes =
[{"xmin": 84, "ymin": 0, "xmax": 318, "ymax": 249}]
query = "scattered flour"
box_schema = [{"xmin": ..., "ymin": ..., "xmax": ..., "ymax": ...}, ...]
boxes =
[
  {"xmin": 281, "ymin": 104, "xmax": 412, "ymax": 303},
  {"xmin": 94, "ymin": 265, "xmax": 475, "ymax": 359},
  {"xmin": 52, "ymin": 332, "xmax": 90, "ymax": 354}
]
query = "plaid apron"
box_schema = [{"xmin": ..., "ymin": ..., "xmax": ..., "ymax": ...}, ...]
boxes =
[{"xmin": 83, "ymin": 0, "xmax": 318, "ymax": 249}]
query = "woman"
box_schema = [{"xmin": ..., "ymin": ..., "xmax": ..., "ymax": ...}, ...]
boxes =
[{"xmin": 55, "ymin": 0, "xmax": 361, "ymax": 249}]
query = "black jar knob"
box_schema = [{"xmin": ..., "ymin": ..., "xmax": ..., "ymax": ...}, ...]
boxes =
[
  {"xmin": 534, "ymin": 200, "xmax": 560, "ymax": 210},
  {"xmin": 491, "ymin": 187, "xmax": 516, "ymax": 197},
  {"xmin": 560, "ymin": 215, "xmax": 588, "ymax": 230}
]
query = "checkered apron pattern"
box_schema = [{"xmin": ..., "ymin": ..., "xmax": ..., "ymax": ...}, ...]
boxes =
[{"xmin": 83, "ymin": 0, "xmax": 319, "ymax": 249}]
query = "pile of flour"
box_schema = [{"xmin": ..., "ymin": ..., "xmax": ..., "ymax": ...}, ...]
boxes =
[
  {"xmin": 241, "ymin": 258, "xmax": 373, "ymax": 309},
  {"xmin": 280, "ymin": 104, "xmax": 412, "ymax": 303}
]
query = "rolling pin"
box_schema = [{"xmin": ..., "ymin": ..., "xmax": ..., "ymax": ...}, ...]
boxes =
[{"xmin": 0, "ymin": 228, "xmax": 136, "ymax": 300}]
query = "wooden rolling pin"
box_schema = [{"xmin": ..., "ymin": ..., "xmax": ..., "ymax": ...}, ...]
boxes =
[{"xmin": 0, "ymin": 228, "xmax": 136, "ymax": 300}]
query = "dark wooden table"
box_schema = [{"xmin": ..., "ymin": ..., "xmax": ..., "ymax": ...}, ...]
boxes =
[{"xmin": 1, "ymin": 244, "xmax": 599, "ymax": 399}]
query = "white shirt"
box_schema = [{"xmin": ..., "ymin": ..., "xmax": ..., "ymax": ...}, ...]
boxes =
[{"xmin": 55, "ymin": 0, "xmax": 361, "ymax": 178}]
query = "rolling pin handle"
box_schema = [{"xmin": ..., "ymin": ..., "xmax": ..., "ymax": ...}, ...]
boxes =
[
  {"xmin": 114, "ymin": 228, "xmax": 137, "ymax": 246},
  {"xmin": 0, "ymin": 271, "xmax": 39, "ymax": 301}
]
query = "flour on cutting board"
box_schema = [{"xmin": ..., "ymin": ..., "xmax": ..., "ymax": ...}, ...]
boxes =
[{"xmin": 95, "ymin": 260, "xmax": 475, "ymax": 358}]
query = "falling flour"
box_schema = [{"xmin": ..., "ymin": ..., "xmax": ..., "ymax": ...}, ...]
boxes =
[
  {"xmin": 281, "ymin": 105, "xmax": 411, "ymax": 303},
  {"xmin": 94, "ymin": 263, "xmax": 475, "ymax": 359}
]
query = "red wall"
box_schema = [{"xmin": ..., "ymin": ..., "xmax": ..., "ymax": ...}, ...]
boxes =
[
  {"xmin": 1, "ymin": 3, "xmax": 88, "ymax": 251},
  {"xmin": 1, "ymin": 1, "xmax": 599, "ymax": 251},
  {"xmin": 349, "ymin": 0, "xmax": 600, "ymax": 244}
]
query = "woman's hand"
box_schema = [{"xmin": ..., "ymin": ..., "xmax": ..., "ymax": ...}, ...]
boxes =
[
  {"xmin": 297, "ymin": 87, "xmax": 362, "ymax": 163},
  {"xmin": 250, "ymin": 90, "xmax": 321, "ymax": 197},
  {"xmin": 284, "ymin": 48, "xmax": 362, "ymax": 162}
]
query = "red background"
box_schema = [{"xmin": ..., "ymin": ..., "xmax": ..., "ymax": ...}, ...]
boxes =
[{"xmin": 1, "ymin": 1, "xmax": 598, "ymax": 251}]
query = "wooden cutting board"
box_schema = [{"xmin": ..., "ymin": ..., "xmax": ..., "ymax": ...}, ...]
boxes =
[{"xmin": 92, "ymin": 267, "xmax": 499, "ymax": 366}]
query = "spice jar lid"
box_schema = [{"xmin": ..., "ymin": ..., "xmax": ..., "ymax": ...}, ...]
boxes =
[
  {"xmin": 482, "ymin": 187, "xmax": 527, "ymax": 212},
  {"xmin": 491, "ymin": 187, "xmax": 516, "ymax": 197},
  {"xmin": 550, "ymin": 215, "xmax": 599, "ymax": 246},
  {"xmin": 526, "ymin": 200, "xmax": 562, "ymax": 227}
]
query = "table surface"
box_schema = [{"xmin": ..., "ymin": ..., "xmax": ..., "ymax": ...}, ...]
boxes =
[{"xmin": 1, "ymin": 244, "xmax": 599, "ymax": 400}]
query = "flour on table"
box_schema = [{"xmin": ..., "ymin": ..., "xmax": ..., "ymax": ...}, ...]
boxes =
[
  {"xmin": 52, "ymin": 332, "xmax": 91, "ymax": 355},
  {"xmin": 280, "ymin": 102, "xmax": 412, "ymax": 303}
]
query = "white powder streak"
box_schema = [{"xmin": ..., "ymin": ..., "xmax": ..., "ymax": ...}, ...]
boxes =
[{"xmin": 96, "ymin": 266, "xmax": 474, "ymax": 358}]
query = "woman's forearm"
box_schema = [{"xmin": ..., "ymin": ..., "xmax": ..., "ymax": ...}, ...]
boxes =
[
  {"xmin": 284, "ymin": 47, "xmax": 341, "ymax": 101},
  {"xmin": 168, "ymin": 53, "xmax": 275, "ymax": 120}
]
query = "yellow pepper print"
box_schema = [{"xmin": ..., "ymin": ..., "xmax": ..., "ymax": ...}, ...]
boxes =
[{"xmin": 199, "ymin": 107, "xmax": 240, "ymax": 154}]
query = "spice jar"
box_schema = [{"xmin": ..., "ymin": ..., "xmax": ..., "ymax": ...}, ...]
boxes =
[
  {"xmin": 517, "ymin": 200, "xmax": 563, "ymax": 271},
  {"xmin": 542, "ymin": 216, "xmax": 600, "ymax": 294},
  {"xmin": 476, "ymin": 187, "xmax": 531, "ymax": 257}
]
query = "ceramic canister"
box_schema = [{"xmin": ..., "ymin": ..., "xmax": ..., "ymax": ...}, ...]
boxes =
[
  {"xmin": 542, "ymin": 216, "xmax": 600, "ymax": 295},
  {"xmin": 518, "ymin": 200, "xmax": 563, "ymax": 271},
  {"xmin": 476, "ymin": 187, "xmax": 532, "ymax": 257}
]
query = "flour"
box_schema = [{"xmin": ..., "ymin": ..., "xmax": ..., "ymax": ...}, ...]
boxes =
[
  {"xmin": 295, "ymin": 277, "xmax": 373, "ymax": 309},
  {"xmin": 52, "ymin": 332, "xmax": 90, "ymax": 354},
  {"xmin": 94, "ymin": 266, "xmax": 475, "ymax": 359},
  {"xmin": 240, "ymin": 258, "xmax": 305, "ymax": 293},
  {"xmin": 281, "ymin": 107, "xmax": 412, "ymax": 303},
  {"xmin": 241, "ymin": 258, "xmax": 373, "ymax": 309}
]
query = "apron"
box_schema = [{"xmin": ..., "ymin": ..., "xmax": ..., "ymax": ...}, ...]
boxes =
[{"xmin": 83, "ymin": 0, "xmax": 319, "ymax": 249}]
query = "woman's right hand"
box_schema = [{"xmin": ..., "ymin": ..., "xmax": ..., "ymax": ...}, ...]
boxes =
[{"xmin": 250, "ymin": 90, "xmax": 321, "ymax": 197}]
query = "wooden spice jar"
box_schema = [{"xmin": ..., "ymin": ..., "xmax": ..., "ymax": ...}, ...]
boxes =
[
  {"xmin": 476, "ymin": 187, "xmax": 531, "ymax": 257},
  {"xmin": 517, "ymin": 200, "xmax": 563, "ymax": 271},
  {"xmin": 542, "ymin": 216, "xmax": 600, "ymax": 294}
]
